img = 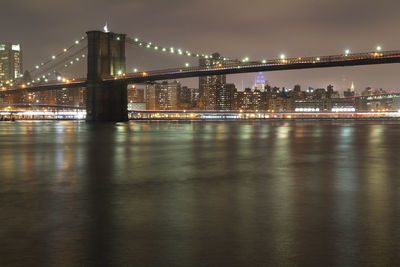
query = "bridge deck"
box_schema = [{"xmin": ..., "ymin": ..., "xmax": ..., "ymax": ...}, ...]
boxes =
[{"xmin": 2, "ymin": 50, "xmax": 400, "ymax": 93}]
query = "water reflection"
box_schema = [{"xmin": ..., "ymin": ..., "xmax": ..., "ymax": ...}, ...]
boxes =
[{"xmin": 1, "ymin": 121, "xmax": 400, "ymax": 266}]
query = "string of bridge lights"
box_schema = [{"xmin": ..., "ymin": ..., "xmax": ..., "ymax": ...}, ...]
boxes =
[
  {"xmin": 29, "ymin": 36, "xmax": 87, "ymax": 74},
  {"xmin": 125, "ymin": 36, "xmax": 231, "ymax": 64},
  {"xmin": 29, "ymin": 51, "xmax": 87, "ymax": 86},
  {"xmin": 0, "ymin": 36, "xmax": 87, "ymax": 88},
  {"xmin": 242, "ymin": 46, "xmax": 384, "ymax": 64}
]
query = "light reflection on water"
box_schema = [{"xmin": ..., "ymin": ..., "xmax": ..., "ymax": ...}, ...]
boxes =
[{"xmin": 0, "ymin": 121, "xmax": 400, "ymax": 266}]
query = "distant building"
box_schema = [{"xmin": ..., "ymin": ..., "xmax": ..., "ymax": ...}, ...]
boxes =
[
  {"xmin": 128, "ymin": 85, "xmax": 145, "ymax": 103},
  {"xmin": 199, "ymin": 53, "xmax": 226, "ymax": 110},
  {"xmin": 146, "ymin": 82, "xmax": 160, "ymax": 110},
  {"xmin": 145, "ymin": 81, "xmax": 180, "ymax": 110},
  {"xmin": 0, "ymin": 43, "xmax": 22, "ymax": 82},
  {"xmin": 158, "ymin": 81, "xmax": 180, "ymax": 110},
  {"xmin": 362, "ymin": 87, "xmax": 373, "ymax": 96},
  {"xmin": 218, "ymin": 83, "xmax": 236, "ymax": 110},
  {"xmin": 253, "ymin": 72, "xmax": 266, "ymax": 92},
  {"xmin": 344, "ymin": 82, "xmax": 356, "ymax": 97},
  {"xmin": 56, "ymin": 88, "xmax": 83, "ymax": 106}
]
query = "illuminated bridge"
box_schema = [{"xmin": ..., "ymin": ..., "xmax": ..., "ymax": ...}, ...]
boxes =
[{"xmin": 2, "ymin": 29, "xmax": 400, "ymax": 121}]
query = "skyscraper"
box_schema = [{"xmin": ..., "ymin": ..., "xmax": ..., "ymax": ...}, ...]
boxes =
[
  {"xmin": 0, "ymin": 43, "xmax": 23, "ymax": 82},
  {"xmin": 253, "ymin": 72, "xmax": 266, "ymax": 92},
  {"xmin": 198, "ymin": 53, "xmax": 226, "ymax": 110}
]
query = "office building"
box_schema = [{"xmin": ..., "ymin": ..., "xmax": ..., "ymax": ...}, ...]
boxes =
[{"xmin": 0, "ymin": 43, "xmax": 23, "ymax": 82}]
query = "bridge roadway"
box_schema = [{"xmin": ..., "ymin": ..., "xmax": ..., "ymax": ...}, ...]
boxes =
[{"xmin": 2, "ymin": 50, "xmax": 400, "ymax": 93}]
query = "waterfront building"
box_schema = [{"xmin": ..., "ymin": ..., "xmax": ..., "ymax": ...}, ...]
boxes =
[
  {"xmin": 158, "ymin": 81, "xmax": 180, "ymax": 110},
  {"xmin": 128, "ymin": 85, "xmax": 145, "ymax": 103},
  {"xmin": 145, "ymin": 82, "xmax": 160, "ymax": 110}
]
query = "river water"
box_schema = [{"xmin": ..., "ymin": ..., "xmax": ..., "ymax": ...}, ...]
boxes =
[{"xmin": 0, "ymin": 121, "xmax": 400, "ymax": 266}]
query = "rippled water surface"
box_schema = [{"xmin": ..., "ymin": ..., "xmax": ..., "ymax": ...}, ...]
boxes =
[{"xmin": 1, "ymin": 121, "xmax": 400, "ymax": 266}]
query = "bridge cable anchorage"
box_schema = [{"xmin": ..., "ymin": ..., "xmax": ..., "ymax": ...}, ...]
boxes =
[
  {"xmin": 0, "ymin": 36, "xmax": 88, "ymax": 87},
  {"xmin": 125, "ymin": 36, "xmax": 230, "ymax": 63}
]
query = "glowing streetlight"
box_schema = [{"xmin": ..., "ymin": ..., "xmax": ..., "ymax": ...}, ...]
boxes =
[
  {"xmin": 280, "ymin": 54, "xmax": 286, "ymax": 60},
  {"xmin": 185, "ymin": 63, "xmax": 190, "ymax": 67},
  {"xmin": 376, "ymin": 46, "xmax": 382, "ymax": 51},
  {"xmin": 345, "ymin": 49, "xmax": 350, "ymax": 55}
]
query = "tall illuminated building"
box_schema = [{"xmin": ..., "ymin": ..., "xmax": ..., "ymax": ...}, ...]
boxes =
[
  {"xmin": 158, "ymin": 81, "xmax": 180, "ymax": 110},
  {"xmin": 253, "ymin": 72, "xmax": 266, "ymax": 92},
  {"xmin": 199, "ymin": 53, "xmax": 226, "ymax": 110},
  {"xmin": 0, "ymin": 43, "xmax": 23, "ymax": 82}
]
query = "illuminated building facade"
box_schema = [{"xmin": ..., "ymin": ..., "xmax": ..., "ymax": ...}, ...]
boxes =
[
  {"xmin": 145, "ymin": 81, "xmax": 180, "ymax": 110},
  {"xmin": 0, "ymin": 43, "xmax": 23, "ymax": 82},
  {"xmin": 199, "ymin": 53, "xmax": 226, "ymax": 110},
  {"xmin": 158, "ymin": 81, "xmax": 180, "ymax": 110}
]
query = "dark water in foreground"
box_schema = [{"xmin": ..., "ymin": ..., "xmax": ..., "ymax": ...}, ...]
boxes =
[{"xmin": 1, "ymin": 121, "xmax": 400, "ymax": 266}]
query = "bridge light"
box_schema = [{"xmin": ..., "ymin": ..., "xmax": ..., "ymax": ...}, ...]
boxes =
[
  {"xmin": 280, "ymin": 54, "xmax": 286, "ymax": 60},
  {"xmin": 63, "ymin": 48, "xmax": 67, "ymax": 52},
  {"xmin": 75, "ymin": 40, "xmax": 79, "ymax": 44},
  {"xmin": 52, "ymin": 55, "xmax": 56, "ymax": 59},
  {"xmin": 162, "ymin": 48, "xmax": 166, "ymax": 52},
  {"xmin": 35, "ymin": 65, "xmax": 39, "ymax": 69},
  {"xmin": 262, "ymin": 59, "xmax": 266, "ymax": 63},
  {"xmin": 376, "ymin": 46, "xmax": 382, "ymax": 51},
  {"xmin": 154, "ymin": 46, "xmax": 158, "ymax": 50},
  {"xmin": 134, "ymin": 38, "xmax": 139, "ymax": 42},
  {"xmin": 133, "ymin": 68, "xmax": 138, "ymax": 72},
  {"xmin": 185, "ymin": 63, "xmax": 190, "ymax": 67},
  {"xmin": 316, "ymin": 57, "xmax": 320, "ymax": 61},
  {"xmin": 117, "ymin": 37, "xmax": 120, "ymax": 41},
  {"xmin": 345, "ymin": 49, "xmax": 350, "ymax": 55}
]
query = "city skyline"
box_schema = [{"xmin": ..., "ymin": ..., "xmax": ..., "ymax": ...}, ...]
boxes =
[{"xmin": 2, "ymin": 0, "xmax": 400, "ymax": 90}]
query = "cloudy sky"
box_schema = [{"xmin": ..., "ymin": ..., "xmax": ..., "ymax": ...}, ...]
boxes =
[{"xmin": 2, "ymin": 0, "xmax": 400, "ymax": 92}]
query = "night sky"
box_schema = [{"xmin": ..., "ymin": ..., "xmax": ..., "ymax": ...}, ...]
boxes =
[{"xmin": 2, "ymin": 0, "xmax": 400, "ymax": 92}]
